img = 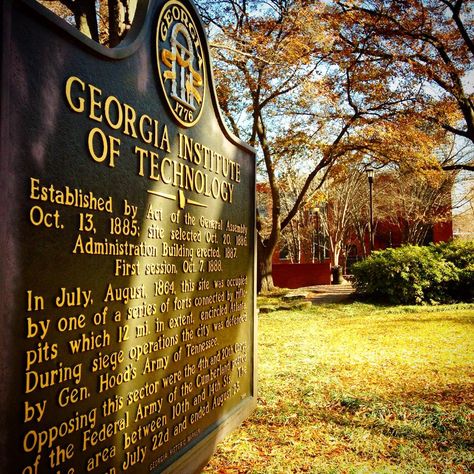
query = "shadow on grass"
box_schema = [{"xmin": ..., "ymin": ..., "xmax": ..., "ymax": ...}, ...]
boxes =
[
  {"xmin": 310, "ymin": 294, "xmax": 358, "ymax": 305},
  {"xmin": 251, "ymin": 383, "xmax": 474, "ymax": 448},
  {"xmin": 362, "ymin": 315, "xmax": 474, "ymax": 326},
  {"xmin": 353, "ymin": 292, "xmax": 474, "ymax": 307}
]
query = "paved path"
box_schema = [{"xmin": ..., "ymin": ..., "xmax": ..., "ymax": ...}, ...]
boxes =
[{"xmin": 303, "ymin": 282, "xmax": 355, "ymax": 304}]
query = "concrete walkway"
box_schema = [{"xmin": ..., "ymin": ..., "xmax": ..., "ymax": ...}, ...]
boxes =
[{"xmin": 303, "ymin": 282, "xmax": 355, "ymax": 304}]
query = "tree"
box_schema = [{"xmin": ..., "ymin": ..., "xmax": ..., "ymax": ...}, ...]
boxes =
[
  {"xmin": 332, "ymin": 0, "xmax": 474, "ymax": 159},
  {"xmin": 309, "ymin": 160, "xmax": 392, "ymax": 270},
  {"xmin": 38, "ymin": 0, "xmax": 136, "ymax": 46},
  {"xmin": 279, "ymin": 171, "xmax": 322, "ymax": 264},
  {"xmin": 311, "ymin": 131, "xmax": 459, "ymax": 266},
  {"xmin": 381, "ymin": 168, "xmax": 455, "ymax": 244},
  {"xmin": 196, "ymin": 0, "xmax": 335, "ymax": 291},
  {"xmin": 197, "ymin": 0, "xmax": 444, "ymax": 291},
  {"xmin": 316, "ymin": 163, "xmax": 366, "ymax": 269}
]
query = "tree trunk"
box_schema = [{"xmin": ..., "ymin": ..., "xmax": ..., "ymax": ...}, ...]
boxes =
[
  {"xmin": 329, "ymin": 237, "xmax": 342, "ymax": 268},
  {"xmin": 333, "ymin": 245, "xmax": 341, "ymax": 268},
  {"xmin": 257, "ymin": 236, "xmax": 277, "ymax": 293},
  {"xmin": 73, "ymin": 0, "xmax": 99, "ymax": 42},
  {"xmin": 109, "ymin": 0, "xmax": 133, "ymax": 47}
]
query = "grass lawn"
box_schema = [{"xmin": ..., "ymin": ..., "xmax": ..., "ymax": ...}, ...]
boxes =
[{"xmin": 203, "ymin": 300, "xmax": 474, "ymax": 473}]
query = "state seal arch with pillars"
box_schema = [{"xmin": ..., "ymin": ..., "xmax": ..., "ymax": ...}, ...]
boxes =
[{"xmin": 156, "ymin": 0, "xmax": 206, "ymax": 128}]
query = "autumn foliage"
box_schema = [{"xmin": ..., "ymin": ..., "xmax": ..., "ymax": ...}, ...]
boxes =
[{"xmin": 195, "ymin": 0, "xmax": 473, "ymax": 291}]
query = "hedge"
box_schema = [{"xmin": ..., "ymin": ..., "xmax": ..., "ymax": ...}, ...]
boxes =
[{"xmin": 352, "ymin": 241, "xmax": 473, "ymax": 305}]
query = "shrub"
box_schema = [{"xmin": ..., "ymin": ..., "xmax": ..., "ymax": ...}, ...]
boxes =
[
  {"xmin": 352, "ymin": 245, "xmax": 459, "ymax": 305},
  {"xmin": 432, "ymin": 240, "xmax": 474, "ymax": 302},
  {"xmin": 433, "ymin": 239, "xmax": 474, "ymax": 266}
]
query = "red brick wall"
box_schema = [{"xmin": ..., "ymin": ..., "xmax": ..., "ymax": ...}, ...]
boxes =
[
  {"xmin": 273, "ymin": 262, "xmax": 332, "ymax": 288},
  {"xmin": 433, "ymin": 221, "xmax": 453, "ymax": 243}
]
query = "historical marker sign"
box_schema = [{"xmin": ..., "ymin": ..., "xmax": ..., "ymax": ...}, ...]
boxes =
[{"xmin": 0, "ymin": 0, "xmax": 256, "ymax": 472}]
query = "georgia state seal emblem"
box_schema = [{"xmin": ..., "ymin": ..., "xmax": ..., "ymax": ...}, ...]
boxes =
[{"xmin": 156, "ymin": 1, "xmax": 206, "ymax": 128}]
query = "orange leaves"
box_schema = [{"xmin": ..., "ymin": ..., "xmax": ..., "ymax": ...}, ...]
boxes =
[{"xmin": 332, "ymin": 0, "xmax": 474, "ymax": 143}]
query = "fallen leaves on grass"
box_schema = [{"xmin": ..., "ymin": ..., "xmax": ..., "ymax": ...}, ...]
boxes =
[{"xmin": 203, "ymin": 303, "xmax": 474, "ymax": 474}]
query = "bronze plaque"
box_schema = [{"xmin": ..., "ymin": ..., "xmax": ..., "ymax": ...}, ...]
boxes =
[{"xmin": 0, "ymin": 0, "xmax": 256, "ymax": 472}]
